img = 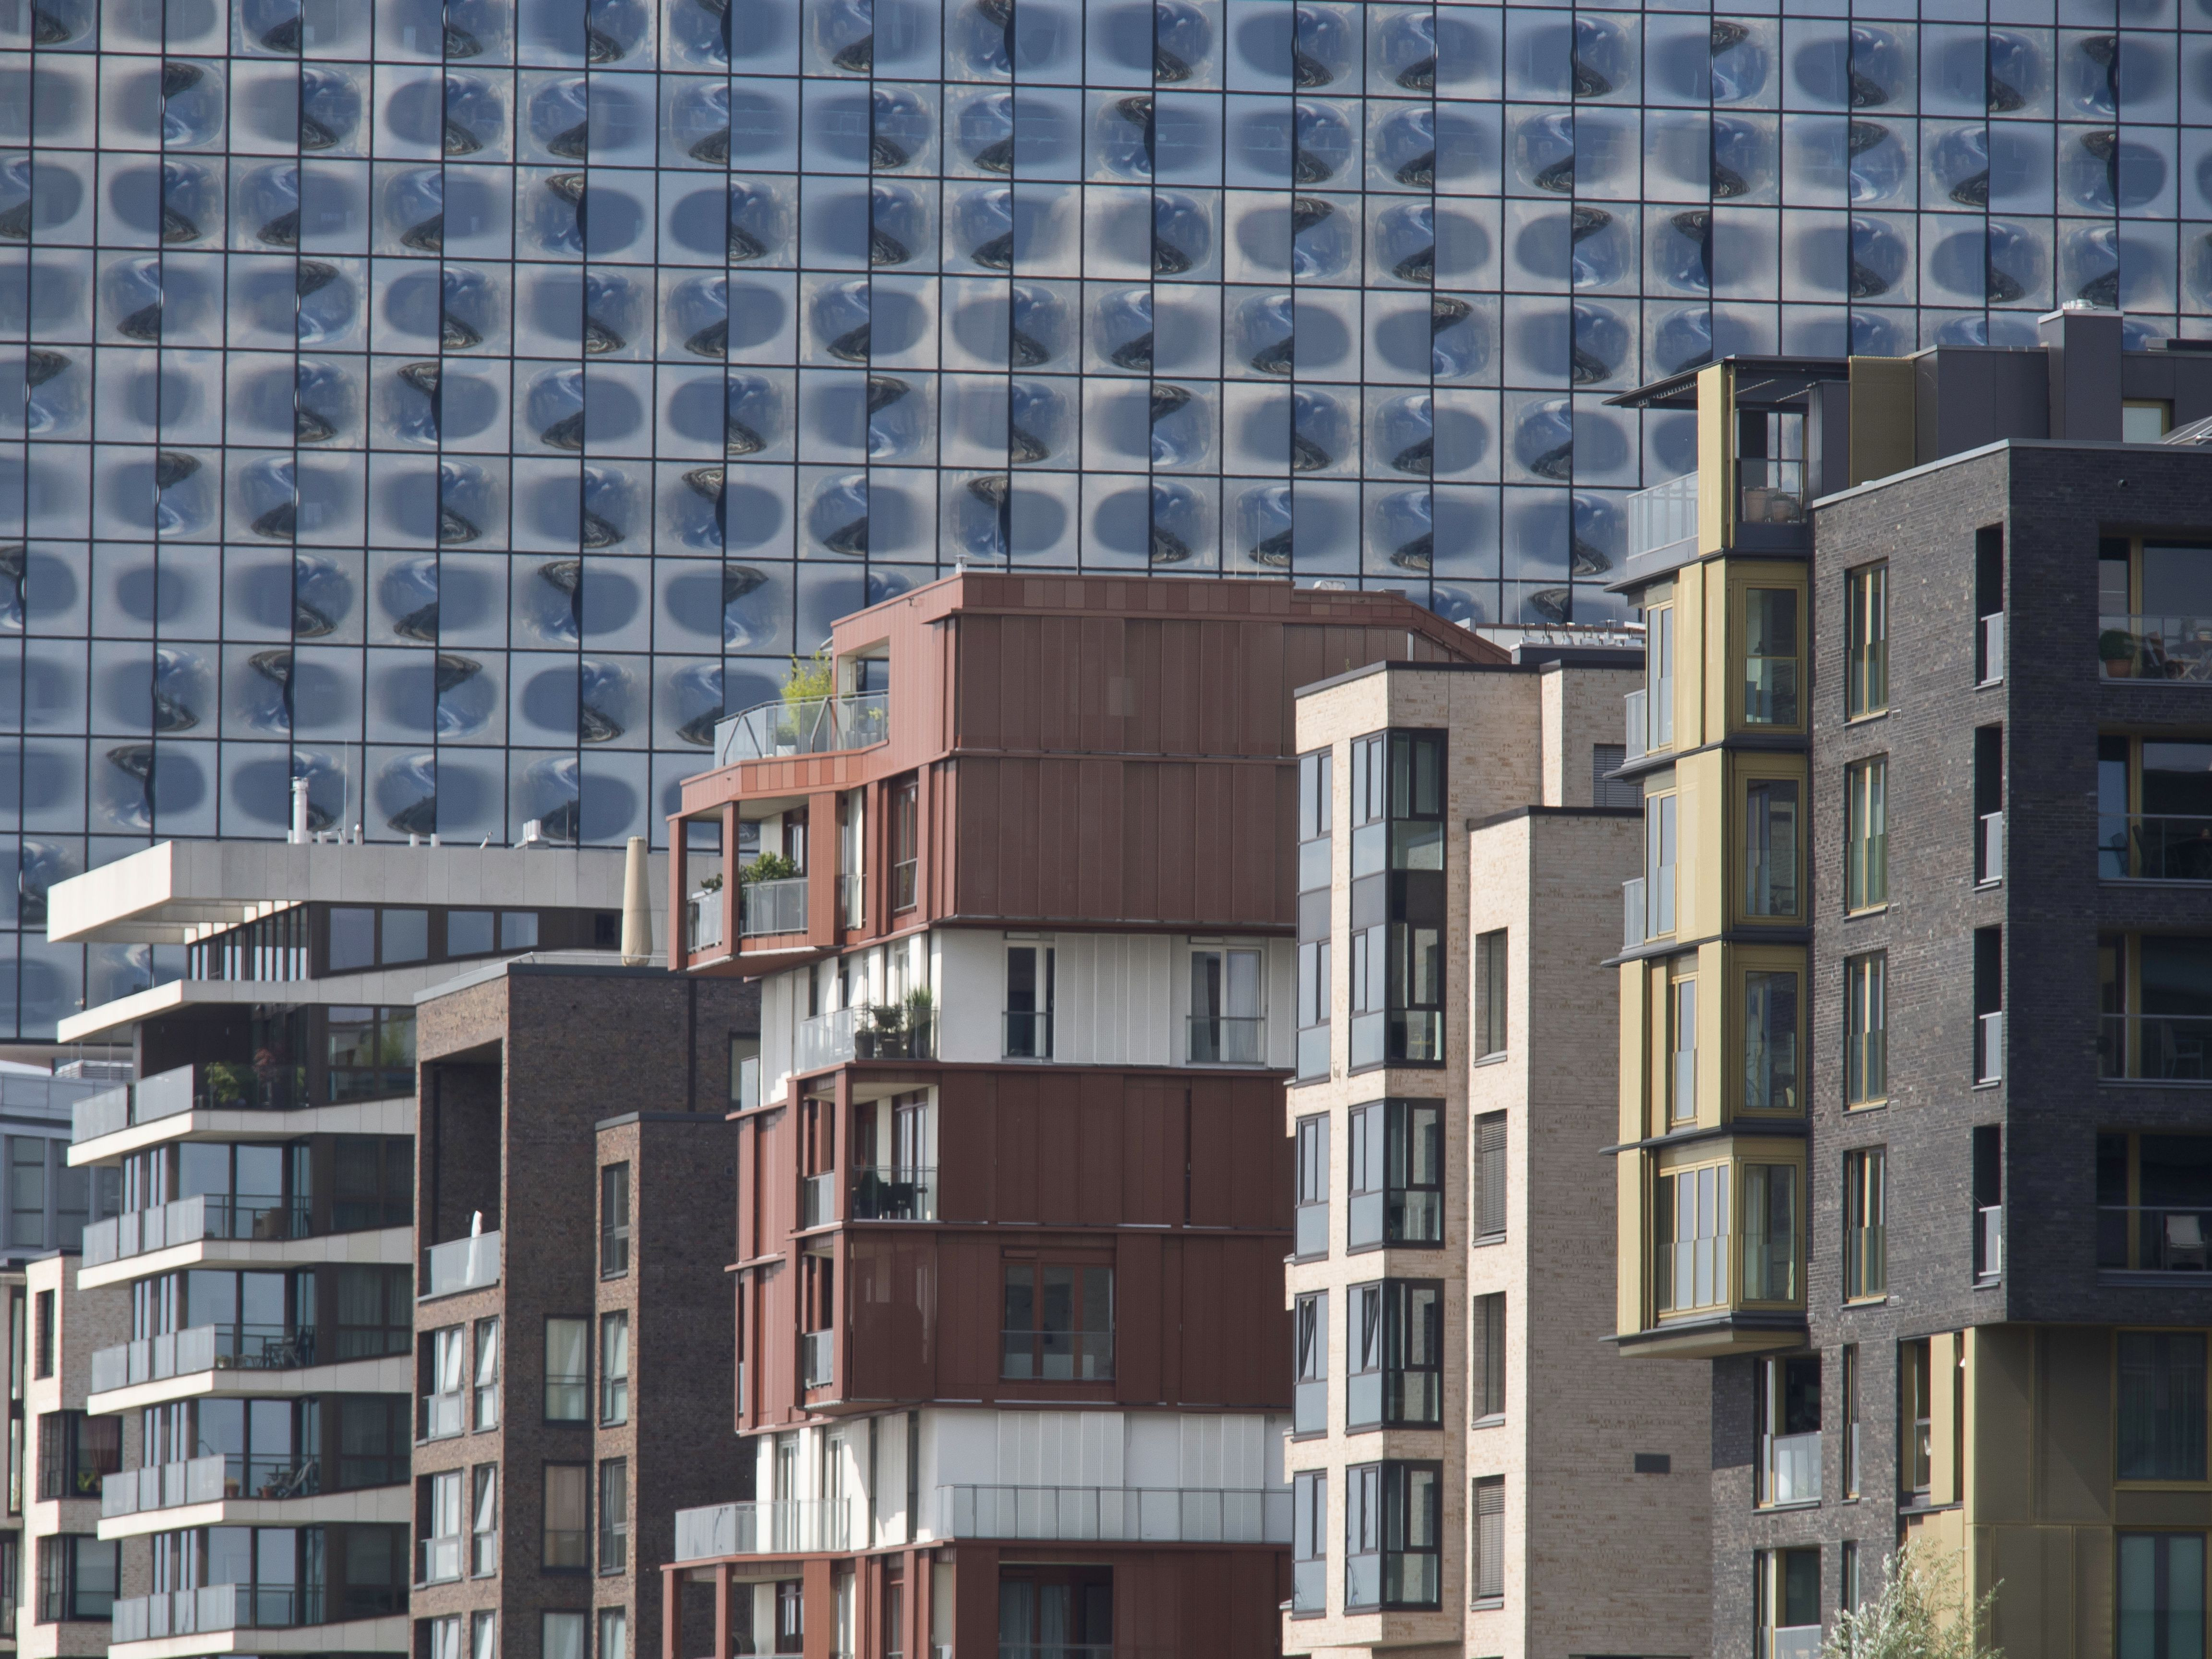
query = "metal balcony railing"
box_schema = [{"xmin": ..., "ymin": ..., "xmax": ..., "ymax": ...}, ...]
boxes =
[
  {"xmin": 936, "ymin": 1485, "xmax": 1292, "ymax": 1544},
  {"xmin": 850, "ymin": 1166, "xmax": 936, "ymax": 1222},
  {"xmin": 671, "ymin": 1499, "xmax": 853, "ymax": 1561},
  {"xmin": 686, "ymin": 887, "xmax": 725, "ymax": 951},
  {"xmin": 715, "ymin": 691, "xmax": 889, "ymax": 765},
  {"xmin": 423, "ymin": 1231, "xmax": 500, "ymax": 1298},
  {"xmin": 738, "ymin": 876, "xmax": 808, "ymax": 939},
  {"xmin": 1626, "ymin": 471, "xmax": 1697, "ymax": 561},
  {"xmin": 1187, "ymin": 1015, "xmax": 1264, "ymax": 1065},
  {"xmin": 1003, "ymin": 1010, "xmax": 1054, "ymax": 1060},
  {"xmin": 2101, "ymin": 1204, "xmax": 2212, "ymax": 1272},
  {"xmin": 797, "ymin": 1006, "xmax": 857, "ymax": 1072}
]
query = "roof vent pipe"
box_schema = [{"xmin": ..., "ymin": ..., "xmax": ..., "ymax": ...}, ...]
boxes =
[
  {"xmin": 621, "ymin": 835, "xmax": 652, "ymax": 967},
  {"xmin": 289, "ymin": 779, "xmax": 310, "ymax": 845}
]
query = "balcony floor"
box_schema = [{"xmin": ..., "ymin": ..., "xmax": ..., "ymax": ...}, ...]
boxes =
[
  {"xmin": 99, "ymin": 1482, "xmax": 409, "ymax": 1541},
  {"xmin": 107, "ymin": 1613, "xmax": 407, "ymax": 1659}
]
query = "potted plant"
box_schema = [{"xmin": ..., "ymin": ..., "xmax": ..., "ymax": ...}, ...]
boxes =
[
  {"xmin": 2102, "ymin": 627, "xmax": 2140, "ymax": 677},
  {"xmin": 868, "ymin": 1002, "xmax": 907, "ymax": 1058},
  {"xmin": 903, "ymin": 986, "xmax": 936, "ymax": 1058},
  {"xmin": 779, "ymin": 650, "xmax": 835, "ymax": 750}
]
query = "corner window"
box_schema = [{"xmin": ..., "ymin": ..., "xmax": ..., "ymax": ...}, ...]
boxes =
[
  {"xmin": 1347, "ymin": 1100, "xmax": 1443, "ymax": 1250},
  {"xmin": 1743, "ymin": 588, "xmax": 1800, "ymax": 727},
  {"xmin": 1743, "ymin": 969, "xmax": 1800, "ymax": 1113},
  {"xmin": 1647, "ymin": 605, "xmax": 1675, "ymax": 749},
  {"xmin": 1298, "ymin": 749, "xmax": 1333, "ymax": 895},
  {"xmin": 1000, "ymin": 1261, "xmax": 1113, "ymax": 1382},
  {"xmin": 1293, "ymin": 1115, "xmax": 1328, "ymax": 1261},
  {"xmin": 1743, "ymin": 779, "xmax": 1800, "ymax": 918},
  {"xmin": 1655, "ymin": 1163, "xmax": 1729, "ymax": 1315},
  {"xmin": 1847, "ymin": 564, "xmax": 1888, "ymax": 719},
  {"xmin": 36, "ymin": 1535, "xmax": 115, "ymax": 1623},
  {"xmin": 1296, "ymin": 937, "xmax": 1331, "ymax": 1082},
  {"xmin": 1293, "ymin": 1292, "xmax": 1327, "ymax": 1437},
  {"xmin": 1846, "ymin": 954, "xmax": 1887, "ymax": 1108},
  {"xmin": 1291, "ymin": 1471, "xmax": 1327, "ymax": 1616},
  {"xmin": 1348, "ymin": 732, "xmax": 1446, "ymax": 1068},
  {"xmin": 1346, "ymin": 1279, "xmax": 1442, "ymax": 1430},
  {"xmin": 1845, "ymin": 758, "xmax": 1888, "ymax": 912},
  {"xmin": 1667, "ymin": 968, "xmax": 1697, "ymax": 1125},
  {"xmin": 1742, "ymin": 1164, "xmax": 1799, "ymax": 1303},
  {"xmin": 1645, "ymin": 791, "xmax": 1678, "ymax": 938},
  {"xmin": 1344, "ymin": 1462, "xmax": 1441, "ymax": 1611}
]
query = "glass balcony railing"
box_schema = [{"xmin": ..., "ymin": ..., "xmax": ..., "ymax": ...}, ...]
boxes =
[
  {"xmin": 1976, "ymin": 1011, "xmax": 2004, "ymax": 1084},
  {"xmin": 802, "ymin": 1329, "xmax": 834, "ymax": 1389},
  {"xmin": 423, "ymin": 1231, "xmax": 499, "ymax": 1298},
  {"xmin": 93, "ymin": 1324, "xmax": 328, "ymax": 1395},
  {"xmin": 1978, "ymin": 810, "xmax": 2004, "ymax": 885},
  {"xmin": 1293, "ymin": 1560, "xmax": 1325, "ymax": 1615},
  {"xmin": 1758, "ymin": 1431, "xmax": 1820, "ymax": 1506},
  {"xmin": 2101, "ymin": 615, "xmax": 2212, "ymax": 681},
  {"xmin": 1626, "ymin": 471, "xmax": 1697, "ymax": 560},
  {"xmin": 101, "ymin": 1452, "xmax": 325, "ymax": 1520},
  {"xmin": 1737, "ymin": 458, "xmax": 1805, "ymax": 527},
  {"xmin": 1979, "ymin": 612, "xmax": 2006, "ymax": 684},
  {"xmin": 1770, "ymin": 1625, "xmax": 1823, "ymax": 1659},
  {"xmin": 1622, "ymin": 878, "xmax": 1646, "ymax": 950},
  {"xmin": 800, "ymin": 1172, "xmax": 836, "ymax": 1230},
  {"xmin": 686, "ymin": 886, "xmax": 725, "ymax": 951},
  {"xmin": 1623, "ymin": 690, "xmax": 1646, "ymax": 761},
  {"xmin": 2102, "ymin": 813, "xmax": 2212, "ymax": 880},
  {"xmin": 1294, "ymin": 1378, "xmax": 1325, "ymax": 1437},
  {"xmin": 715, "ymin": 689, "xmax": 889, "ymax": 764},
  {"xmin": 1003, "ymin": 1010, "xmax": 1054, "ymax": 1060},
  {"xmin": 735, "ymin": 1055, "xmax": 760, "ymax": 1112},
  {"xmin": 738, "ymin": 876, "xmax": 808, "ymax": 939},
  {"xmin": 418, "ymin": 1536, "xmax": 463, "ymax": 1586},
  {"xmin": 838, "ymin": 873, "xmax": 864, "ymax": 930},
  {"xmin": 1187, "ymin": 1015, "xmax": 1264, "ymax": 1065},
  {"xmin": 673, "ymin": 1500, "xmax": 851, "ymax": 1561},
  {"xmin": 1294, "ymin": 1200, "xmax": 1327, "ymax": 1260},
  {"xmin": 1001, "ymin": 1329, "xmax": 1114, "ymax": 1382},
  {"xmin": 935, "ymin": 1485, "xmax": 1290, "ymax": 1544},
  {"xmin": 797, "ymin": 1006, "xmax": 857, "ymax": 1072},
  {"xmin": 851, "ymin": 1166, "xmax": 936, "ymax": 1221},
  {"xmin": 74, "ymin": 1062, "xmax": 309, "ymax": 1144},
  {"xmin": 2100, "ymin": 1014, "xmax": 2212, "ymax": 1081},
  {"xmin": 2100, "ymin": 1205, "xmax": 2212, "ymax": 1272},
  {"xmin": 422, "ymin": 1389, "xmax": 465, "ymax": 1440},
  {"xmin": 83, "ymin": 1194, "xmax": 314, "ymax": 1269},
  {"xmin": 1976, "ymin": 1203, "xmax": 2004, "ymax": 1282}
]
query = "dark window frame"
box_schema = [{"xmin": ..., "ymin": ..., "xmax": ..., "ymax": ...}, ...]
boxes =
[
  {"xmin": 1344, "ymin": 1460, "xmax": 1443, "ymax": 1612},
  {"xmin": 1346, "ymin": 1100, "xmax": 1444, "ymax": 1251}
]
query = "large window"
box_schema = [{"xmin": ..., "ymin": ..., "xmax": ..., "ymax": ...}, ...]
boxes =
[
  {"xmin": 544, "ymin": 1319, "xmax": 589, "ymax": 1422},
  {"xmin": 1755, "ymin": 1549, "xmax": 1822, "ymax": 1659},
  {"xmin": 1743, "ymin": 780, "xmax": 1800, "ymax": 917},
  {"xmin": 1668, "ymin": 968, "xmax": 1697, "ymax": 1124},
  {"xmin": 1470, "ymin": 1475, "xmax": 1504, "ymax": 1606},
  {"xmin": 1347, "ymin": 1100, "xmax": 1443, "ymax": 1250},
  {"xmin": 598, "ymin": 1313, "xmax": 629, "ymax": 1426},
  {"xmin": 1755, "ymin": 1354, "xmax": 1821, "ymax": 1507},
  {"xmin": 421, "ymin": 1469, "xmax": 464, "ymax": 1584},
  {"xmin": 1742, "ymin": 1164, "xmax": 1798, "ymax": 1302},
  {"xmin": 1291, "ymin": 1471, "xmax": 1326, "ymax": 1616},
  {"xmin": 1293, "ymin": 1292, "xmax": 1327, "ymax": 1436},
  {"xmin": 890, "ymin": 776, "xmax": 919, "ymax": 913},
  {"xmin": 2119, "ymin": 1332, "xmax": 2208, "ymax": 1482},
  {"xmin": 1743, "ymin": 969, "xmax": 1800, "ymax": 1113},
  {"xmin": 1297, "ymin": 749, "xmax": 1333, "ymax": 1083},
  {"xmin": 9, "ymin": 1139, "xmax": 43, "ymax": 1250},
  {"xmin": 1189, "ymin": 947, "xmax": 1264, "ymax": 1064},
  {"xmin": 545, "ymin": 1612, "xmax": 589, "ymax": 1659},
  {"xmin": 1294, "ymin": 1115, "xmax": 1327, "ymax": 1261},
  {"xmin": 1001, "ymin": 1262, "xmax": 1113, "ymax": 1382},
  {"xmin": 332, "ymin": 1135, "xmax": 413, "ymax": 1230},
  {"xmin": 1846, "ymin": 564, "xmax": 1888, "ymax": 719},
  {"xmin": 35, "ymin": 1535, "xmax": 115, "ymax": 1623},
  {"xmin": 1474, "ymin": 930, "xmax": 1507, "ymax": 1058},
  {"xmin": 597, "ymin": 1459, "xmax": 627, "ymax": 1574},
  {"xmin": 543, "ymin": 1463, "xmax": 589, "ymax": 1570},
  {"xmin": 1348, "ymin": 731, "xmax": 1446, "ymax": 1067},
  {"xmin": 1647, "ymin": 603, "xmax": 1674, "ymax": 748},
  {"xmin": 1743, "ymin": 588, "xmax": 1800, "ymax": 727},
  {"xmin": 1845, "ymin": 758, "xmax": 1888, "ymax": 912},
  {"xmin": 600, "ymin": 1164, "xmax": 630, "ymax": 1278},
  {"xmin": 1344, "ymin": 1462, "xmax": 1441, "ymax": 1611},
  {"xmin": 1471, "ymin": 1293, "xmax": 1504, "ymax": 1423},
  {"xmin": 1004, "ymin": 945, "xmax": 1054, "ymax": 1060},
  {"xmin": 1846, "ymin": 954, "xmax": 1887, "ymax": 1107},
  {"xmin": 1844, "ymin": 1150, "xmax": 1887, "ymax": 1301},
  {"xmin": 326, "ymin": 1006, "xmax": 418, "ymax": 1104},
  {"xmin": 1656, "ymin": 1164, "xmax": 1729, "ymax": 1314},
  {"xmin": 1645, "ymin": 790, "xmax": 1678, "ymax": 937},
  {"xmin": 35, "ymin": 1412, "xmax": 119, "ymax": 1501},
  {"xmin": 2101, "ymin": 935, "xmax": 2212, "ymax": 1082},
  {"xmin": 2120, "ymin": 1533, "xmax": 2207, "ymax": 1659},
  {"xmin": 1347, "ymin": 1280, "xmax": 1442, "ymax": 1430}
]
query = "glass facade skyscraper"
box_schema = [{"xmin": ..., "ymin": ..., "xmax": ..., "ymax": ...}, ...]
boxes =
[{"xmin": 0, "ymin": 0, "xmax": 2198, "ymax": 1034}]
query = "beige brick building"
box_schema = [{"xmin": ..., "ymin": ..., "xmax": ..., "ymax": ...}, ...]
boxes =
[{"xmin": 1283, "ymin": 649, "xmax": 1713, "ymax": 1659}]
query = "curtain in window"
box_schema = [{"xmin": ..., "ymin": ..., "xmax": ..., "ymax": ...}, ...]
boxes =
[{"xmin": 2120, "ymin": 1333, "xmax": 2209, "ymax": 1481}]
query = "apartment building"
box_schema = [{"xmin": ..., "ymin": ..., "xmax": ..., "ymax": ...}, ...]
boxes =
[
  {"xmin": 1609, "ymin": 309, "xmax": 2212, "ymax": 1657},
  {"xmin": 410, "ymin": 960, "xmax": 752, "ymax": 1659},
  {"xmin": 39, "ymin": 837, "xmax": 692, "ymax": 1659},
  {"xmin": 1281, "ymin": 649, "xmax": 1712, "ymax": 1659},
  {"xmin": 661, "ymin": 573, "xmax": 1499, "ymax": 1659}
]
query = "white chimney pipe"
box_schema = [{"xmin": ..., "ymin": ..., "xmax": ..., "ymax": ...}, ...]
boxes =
[
  {"xmin": 620, "ymin": 835, "xmax": 651, "ymax": 967},
  {"xmin": 289, "ymin": 779, "xmax": 310, "ymax": 844}
]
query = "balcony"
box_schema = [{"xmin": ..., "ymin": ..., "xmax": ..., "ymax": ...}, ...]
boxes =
[
  {"xmin": 2103, "ymin": 814, "xmax": 2212, "ymax": 881},
  {"xmin": 801, "ymin": 1329, "xmax": 834, "ymax": 1390},
  {"xmin": 1977, "ymin": 810, "xmax": 2003, "ymax": 886},
  {"xmin": 2101, "ymin": 1205, "xmax": 2212, "ymax": 1274},
  {"xmin": 112, "ymin": 1582, "xmax": 343, "ymax": 1642},
  {"xmin": 1626, "ymin": 471, "xmax": 1698, "ymax": 563},
  {"xmin": 83, "ymin": 1193, "xmax": 312, "ymax": 1269},
  {"xmin": 73, "ymin": 1062, "xmax": 309, "ymax": 1144},
  {"xmin": 936, "ymin": 1485, "xmax": 1290, "ymax": 1545},
  {"xmin": 1001, "ymin": 1330, "xmax": 1114, "ymax": 1382},
  {"xmin": 715, "ymin": 689, "xmax": 889, "ymax": 765},
  {"xmin": 671, "ymin": 1499, "xmax": 852, "ymax": 1561},
  {"xmin": 422, "ymin": 1231, "xmax": 499, "ymax": 1298},
  {"xmin": 2101, "ymin": 615, "xmax": 2212, "ymax": 682},
  {"xmin": 1003, "ymin": 1010, "xmax": 1054, "ymax": 1060},
  {"xmin": 2100, "ymin": 1015, "xmax": 2212, "ymax": 1081},
  {"xmin": 1737, "ymin": 457, "xmax": 1804, "ymax": 528},
  {"xmin": 739, "ymin": 875, "xmax": 808, "ymax": 939},
  {"xmin": 800, "ymin": 1172, "xmax": 837, "ymax": 1230},
  {"xmin": 1187, "ymin": 1015, "xmax": 1264, "ymax": 1066},
  {"xmin": 854, "ymin": 1006, "xmax": 935, "ymax": 1060},
  {"xmin": 686, "ymin": 886, "xmax": 725, "ymax": 952},
  {"xmin": 797, "ymin": 1005, "xmax": 857, "ymax": 1072},
  {"xmin": 1622, "ymin": 878, "xmax": 1646, "ymax": 950},
  {"xmin": 851, "ymin": 1165, "xmax": 936, "ymax": 1221},
  {"xmin": 91, "ymin": 1323, "xmax": 325, "ymax": 1395},
  {"xmin": 1623, "ymin": 689, "xmax": 1647, "ymax": 762},
  {"xmin": 1758, "ymin": 1431, "xmax": 1819, "ymax": 1506},
  {"xmin": 1976, "ymin": 1011, "xmax": 2003, "ymax": 1085},
  {"xmin": 101, "ymin": 1452, "xmax": 323, "ymax": 1519}
]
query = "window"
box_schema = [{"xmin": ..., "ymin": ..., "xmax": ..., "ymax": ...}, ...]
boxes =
[
  {"xmin": 333, "ymin": 1135, "xmax": 413, "ymax": 1230},
  {"xmin": 1846, "ymin": 758, "xmax": 1888, "ymax": 911},
  {"xmin": 1348, "ymin": 731, "xmax": 1447, "ymax": 1067},
  {"xmin": 471, "ymin": 1466, "xmax": 497, "ymax": 1577},
  {"xmin": 33, "ymin": 1289, "xmax": 51, "ymax": 1380},
  {"xmin": 1842, "ymin": 1345, "xmax": 1863, "ymax": 1500},
  {"xmin": 35, "ymin": 1535, "xmax": 115, "ymax": 1623},
  {"xmin": 1844, "ymin": 1150, "xmax": 1887, "ymax": 1301},
  {"xmin": 1593, "ymin": 744, "xmax": 1640, "ymax": 810},
  {"xmin": 421, "ymin": 1469, "xmax": 464, "ymax": 1584},
  {"xmin": 1291, "ymin": 1471, "xmax": 1326, "ymax": 1616},
  {"xmin": 1189, "ymin": 947, "xmax": 1264, "ymax": 1064},
  {"xmin": 1743, "ymin": 780, "xmax": 1800, "ymax": 917},
  {"xmin": 1847, "ymin": 565, "xmax": 1888, "ymax": 718},
  {"xmin": 1668, "ymin": 970, "xmax": 1697, "ymax": 1123},
  {"xmin": 326, "ymin": 1004, "xmax": 418, "ymax": 1104},
  {"xmin": 1000, "ymin": 1262, "xmax": 1113, "ymax": 1381},
  {"xmin": 1743, "ymin": 970, "xmax": 1800, "ymax": 1113},
  {"xmin": 599, "ymin": 1313, "xmax": 629, "ymax": 1426},
  {"xmin": 1472, "ymin": 1113, "xmax": 1506, "ymax": 1241},
  {"xmin": 1841, "ymin": 1541, "xmax": 1861, "ymax": 1614},
  {"xmin": 1347, "ymin": 1100, "xmax": 1443, "ymax": 1250},
  {"xmin": 472, "ymin": 1613, "xmax": 498, "ymax": 1659},
  {"xmin": 424, "ymin": 1324, "xmax": 466, "ymax": 1439},
  {"xmin": 1295, "ymin": 937, "xmax": 1330, "ymax": 1082},
  {"xmin": 1298, "ymin": 749, "xmax": 1333, "ymax": 890},
  {"xmin": 597, "ymin": 1459, "xmax": 627, "ymax": 1574},
  {"xmin": 1902, "ymin": 1338, "xmax": 1934, "ymax": 1497},
  {"xmin": 1347, "ymin": 1280, "xmax": 1442, "ymax": 1430},
  {"xmin": 1294, "ymin": 1116, "xmax": 1328, "ymax": 1261},
  {"xmin": 1656, "ymin": 1164, "xmax": 1729, "ymax": 1314},
  {"xmin": 599, "ymin": 1607, "xmax": 627, "ymax": 1659},
  {"xmin": 1293, "ymin": 1292, "xmax": 1327, "ymax": 1436},
  {"xmin": 1975, "ymin": 925, "xmax": 2004, "ymax": 1083},
  {"xmin": 544, "ymin": 1463, "xmax": 589, "ymax": 1569},
  {"xmin": 1474, "ymin": 930, "xmax": 1507, "ymax": 1058},
  {"xmin": 600, "ymin": 1165, "xmax": 630, "ymax": 1277},
  {"xmin": 1742, "ymin": 1164, "xmax": 1798, "ymax": 1302},
  {"xmin": 1470, "ymin": 1475, "xmax": 1504, "ymax": 1606},
  {"xmin": 474, "ymin": 1317, "xmax": 500, "ymax": 1431},
  {"xmin": 329, "ymin": 907, "xmax": 376, "ymax": 972},
  {"xmin": 545, "ymin": 1319, "xmax": 589, "ymax": 1421},
  {"xmin": 2120, "ymin": 1533, "xmax": 2206, "ymax": 1657},
  {"xmin": 2119, "ymin": 1332, "xmax": 2209, "ymax": 1482},
  {"xmin": 1756, "ymin": 1549, "xmax": 1822, "ymax": 1658},
  {"xmin": 1471, "ymin": 1293, "xmax": 1504, "ymax": 1423},
  {"xmin": 35, "ymin": 1412, "xmax": 119, "ymax": 1501},
  {"xmin": 447, "ymin": 911, "xmax": 494, "ymax": 955},
  {"xmin": 891, "ymin": 776, "xmax": 919, "ymax": 912},
  {"xmin": 545, "ymin": 1611, "xmax": 588, "ymax": 1659},
  {"xmin": 8, "ymin": 1137, "xmax": 42, "ymax": 1249},
  {"xmin": 504, "ymin": 911, "xmax": 540, "ymax": 949},
  {"xmin": 1344, "ymin": 1462, "xmax": 1441, "ymax": 1611},
  {"xmin": 1297, "ymin": 750, "xmax": 1333, "ymax": 1084},
  {"xmin": 1004, "ymin": 944, "xmax": 1054, "ymax": 1059},
  {"xmin": 1755, "ymin": 1354, "xmax": 1821, "ymax": 1507},
  {"xmin": 1846, "ymin": 954, "xmax": 1887, "ymax": 1107},
  {"xmin": 426, "ymin": 1615, "xmax": 463, "ymax": 1659},
  {"xmin": 1743, "ymin": 588, "xmax": 1800, "ymax": 726},
  {"xmin": 1647, "ymin": 604, "xmax": 1674, "ymax": 747},
  {"xmin": 2125, "ymin": 400, "xmax": 2174, "ymax": 442},
  {"xmin": 1646, "ymin": 791, "xmax": 1677, "ymax": 937}
]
